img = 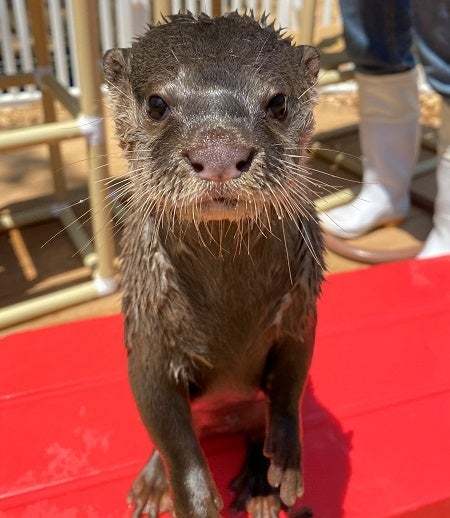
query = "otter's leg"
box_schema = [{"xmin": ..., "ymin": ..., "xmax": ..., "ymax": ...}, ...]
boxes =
[
  {"xmin": 128, "ymin": 353, "xmax": 222, "ymax": 518},
  {"xmin": 262, "ymin": 331, "xmax": 314, "ymax": 509},
  {"xmin": 231, "ymin": 437, "xmax": 282, "ymax": 517},
  {"xmin": 128, "ymin": 450, "xmax": 172, "ymax": 518}
]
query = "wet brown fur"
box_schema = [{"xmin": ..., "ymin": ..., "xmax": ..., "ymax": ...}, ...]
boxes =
[{"xmin": 104, "ymin": 11, "xmax": 325, "ymax": 518}]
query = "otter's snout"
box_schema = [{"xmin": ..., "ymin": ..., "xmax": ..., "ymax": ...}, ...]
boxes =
[{"xmin": 186, "ymin": 141, "xmax": 255, "ymax": 183}]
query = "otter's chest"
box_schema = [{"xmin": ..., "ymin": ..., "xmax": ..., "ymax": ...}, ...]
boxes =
[{"xmin": 173, "ymin": 242, "xmax": 292, "ymax": 338}]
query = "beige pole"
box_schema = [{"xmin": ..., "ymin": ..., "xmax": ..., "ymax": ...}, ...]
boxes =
[
  {"xmin": 71, "ymin": 0, "xmax": 116, "ymax": 280},
  {"xmin": 212, "ymin": 0, "xmax": 221, "ymax": 17},
  {"xmin": 27, "ymin": 0, "xmax": 67, "ymax": 198},
  {"xmin": 298, "ymin": 0, "xmax": 317, "ymax": 45},
  {"xmin": 0, "ymin": 281, "xmax": 103, "ymax": 330},
  {"xmin": 153, "ymin": 0, "xmax": 171, "ymax": 23},
  {"xmin": 40, "ymin": 76, "xmax": 81, "ymax": 117},
  {"xmin": 0, "ymin": 73, "xmax": 35, "ymax": 89},
  {"xmin": 0, "ymin": 120, "xmax": 83, "ymax": 151}
]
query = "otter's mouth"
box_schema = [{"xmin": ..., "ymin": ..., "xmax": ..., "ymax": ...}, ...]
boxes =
[
  {"xmin": 210, "ymin": 196, "xmax": 238, "ymax": 207},
  {"xmin": 198, "ymin": 193, "xmax": 239, "ymax": 210},
  {"xmin": 191, "ymin": 194, "xmax": 243, "ymax": 221}
]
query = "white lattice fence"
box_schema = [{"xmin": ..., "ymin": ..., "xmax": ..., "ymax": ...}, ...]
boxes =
[{"xmin": 0, "ymin": 0, "xmax": 337, "ymax": 105}]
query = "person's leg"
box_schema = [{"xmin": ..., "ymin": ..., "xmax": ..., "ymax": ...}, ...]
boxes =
[
  {"xmin": 412, "ymin": 1, "xmax": 450, "ymax": 257},
  {"xmin": 419, "ymin": 98, "xmax": 450, "ymax": 258},
  {"xmin": 340, "ymin": 0, "xmax": 415, "ymax": 75},
  {"xmin": 411, "ymin": 0, "xmax": 450, "ymax": 98},
  {"xmin": 321, "ymin": 1, "xmax": 421, "ymax": 239}
]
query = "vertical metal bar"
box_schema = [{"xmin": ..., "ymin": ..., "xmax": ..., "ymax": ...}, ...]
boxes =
[
  {"xmin": 171, "ymin": 0, "xmax": 182, "ymax": 16},
  {"xmin": 230, "ymin": 0, "xmax": 241, "ymax": 12},
  {"xmin": 116, "ymin": 0, "xmax": 133, "ymax": 47},
  {"xmin": 276, "ymin": 0, "xmax": 290, "ymax": 28},
  {"xmin": 321, "ymin": 0, "xmax": 333, "ymax": 26},
  {"xmin": 27, "ymin": 0, "xmax": 67, "ymax": 198},
  {"xmin": 219, "ymin": 0, "xmax": 228, "ymax": 16},
  {"xmin": 71, "ymin": 0, "xmax": 116, "ymax": 279},
  {"xmin": 65, "ymin": 0, "xmax": 80, "ymax": 88},
  {"xmin": 289, "ymin": 0, "xmax": 301, "ymax": 33},
  {"xmin": 99, "ymin": 0, "xmax": 115, "ymax": 52},
  {"xmin": 130, "ymin": 0, "xmax": 152, "ymax": 39},
  {"xmin": 48, "ymin": 0, "xmax": 70, "ymax": 85},
  {"xmin": 201, "ymin": 0, "xmax": 212, "ymax": 16},
  {"xmin": 185, "ymin": 0, "xmax": 197, "ymax": 14},
  {"xmin": 246, "ymin": 0, "xmax": 257, "ymax": 15},
  {"xmin": 262, "ymin": 0, "xmax": 271, "ymax": 17},
  {"xmin": 0, "ymin": 0, "xmax": 18, "ymax": 94},
  {"xmin": 12, "ymin": 0, "xmax": 35, "ymax": 92}
]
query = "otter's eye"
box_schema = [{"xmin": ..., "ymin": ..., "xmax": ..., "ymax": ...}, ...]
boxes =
[
  {"xmin": 147, "ymin": 95, "xmax": 169, "ymax": 121},
  {"xmin": 266, "ymin": 93, "xmax": 287, "ymax": 120}
]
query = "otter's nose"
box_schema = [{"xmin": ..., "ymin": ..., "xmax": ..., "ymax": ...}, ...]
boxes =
[{"xmin": 186, "ymin": 142, "xmax": 255, "ymax": 183}]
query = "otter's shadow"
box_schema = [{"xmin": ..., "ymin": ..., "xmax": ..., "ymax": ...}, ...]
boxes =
[{"xmin": 296, "ymin": 380, "xmax": 352, "ymax": 518}]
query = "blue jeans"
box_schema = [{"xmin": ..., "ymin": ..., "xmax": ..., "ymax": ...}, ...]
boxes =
[{"xmin": 339, "ymin": 0, "xmax": 450, "ymax": 98}]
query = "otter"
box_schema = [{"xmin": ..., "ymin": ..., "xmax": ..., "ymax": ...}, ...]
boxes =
[{"xmin": 103, "ymin": 12, "xmax": 324, "ymax": 518}]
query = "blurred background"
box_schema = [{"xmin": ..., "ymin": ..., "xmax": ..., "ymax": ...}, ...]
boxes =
[{"xmin": 0, "ymin": 0, "xmax": 441, "ymax": 334}]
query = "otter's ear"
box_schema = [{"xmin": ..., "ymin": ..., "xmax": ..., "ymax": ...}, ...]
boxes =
[
  {"xmin": 296, "ymin": 45, "xmax": 320, "ymax": 85},
  {"xmin": 103, "ymin": 48, "xmax": 131, "ymax": 85}
]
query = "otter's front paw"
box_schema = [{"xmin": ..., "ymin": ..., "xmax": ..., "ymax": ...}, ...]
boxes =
[
  {"xmin": 264, "ymin": 416, "xmax": 304, "ymax": 507},
  {"xmin": 127, "ymin": 451, "xmax": 173, "ymax": 518}
]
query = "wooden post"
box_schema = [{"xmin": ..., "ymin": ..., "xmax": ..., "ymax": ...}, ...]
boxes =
[
  {"xmin": 152, "ymin": 0, "xmax": 171, "ymax": 23},
  {"xmin": 298, "ymin": 0, "xmax": 317, "ymax": 45},
  {"xmin": 212, "ymin": 0, "xmax": 221, "ymax": 17},
  {"xmin": 71, "ymin": 0, "xmax": 116, "ymax": 280},
  {"xmin": 27, "ymin": 0, "xmax": 66, "ymax": 198}
]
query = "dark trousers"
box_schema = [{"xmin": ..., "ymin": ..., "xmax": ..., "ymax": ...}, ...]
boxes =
[{"xmin": 339, "ymin": 0, "xmax": 450, "ymax": 98}]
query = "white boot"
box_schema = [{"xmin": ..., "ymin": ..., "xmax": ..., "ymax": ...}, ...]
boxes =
[
  {"xmin": 320, "ymin": 69, "xmax": 421, "ymax": 239},
  {"xmin": 418, "ymin": 98, "xmax": 450, "ymax": 259}
]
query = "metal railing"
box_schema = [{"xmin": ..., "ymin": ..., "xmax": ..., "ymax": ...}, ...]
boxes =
[{"xmin": 0, "ymin": 0, "xmax": 338, "ymax": 105}]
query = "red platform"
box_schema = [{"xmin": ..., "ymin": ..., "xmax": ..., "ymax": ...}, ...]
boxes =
[{"xmin": 1, "ymin": 258, "xmax": 450, "ymax": 517}]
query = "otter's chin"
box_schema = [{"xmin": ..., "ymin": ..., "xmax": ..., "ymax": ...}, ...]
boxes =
[
  {"xmin": 198, "ymin": 199, "xmax": 246, "ymax": 221},
  {"xmin": 176, "ymin": 198, "xmax": 254, "ymax": 222}
]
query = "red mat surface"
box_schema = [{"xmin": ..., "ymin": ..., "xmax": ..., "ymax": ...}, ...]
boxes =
[{"xmin": 1, "ymin": 257, "xmax": 450, "ymax": 518}]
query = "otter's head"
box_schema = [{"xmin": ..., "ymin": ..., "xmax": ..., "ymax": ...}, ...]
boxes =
[{"xmin": 103, "ymin": 12, "xmax": 320, "ymax": 224}]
